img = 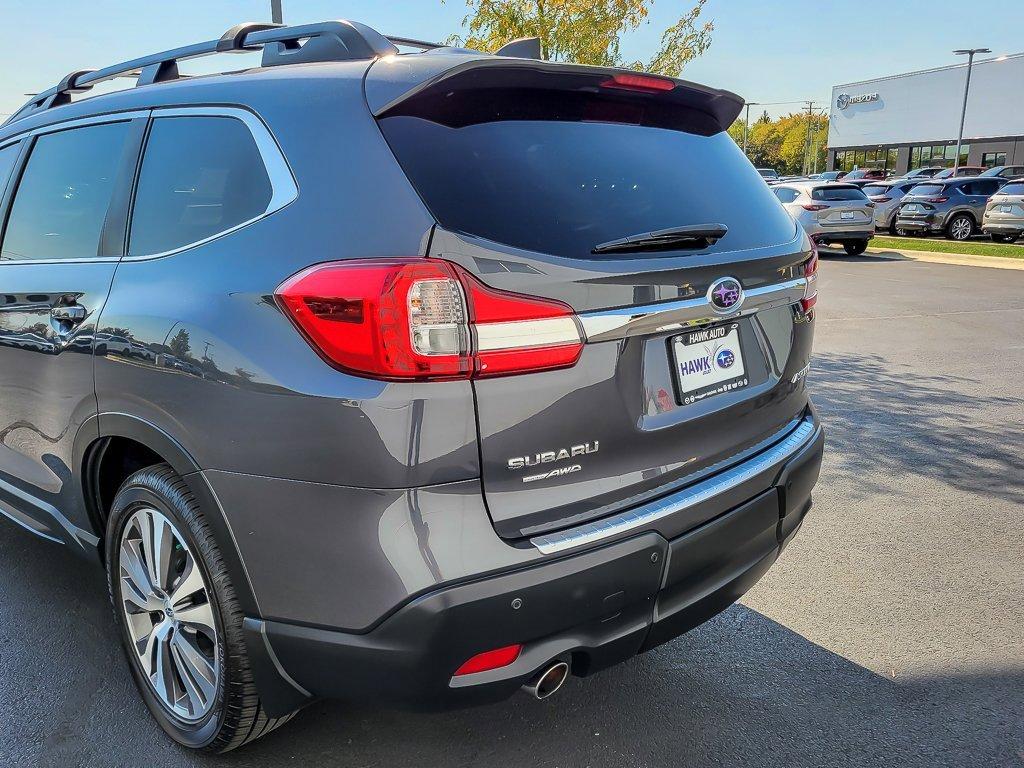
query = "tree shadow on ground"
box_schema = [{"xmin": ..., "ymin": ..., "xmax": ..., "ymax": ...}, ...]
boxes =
[{"xmin": 809, "ymin": 350, "xmax": 1024, "ymax": 504}]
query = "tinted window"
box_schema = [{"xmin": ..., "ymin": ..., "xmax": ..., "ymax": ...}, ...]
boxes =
[
  {"xmin": 129, "ymin": 116, "xmax": 272, "ymax": 256},
  {"xmin": 909, "ymin": 184, "xmax": 944, "ymax": 197},
  {"xmin": 0, "ymin": 142, "xmax": 19, "ymax": 197},
  {"xmin": 998, "ymin": 183, "xmax": 1024, "ymax": 196},
  {"xmin": 774, "ymin": 187, "xmax": 799, "ymax": 203},
  {"xmin": 1, "ymin": 122, "xmax": 130, "ymax": 261},
  {"xmin": 381, "ymin": 116, "xmax": 797, "ymax": 258},
  {"xmin": 811, "ymin": 186, "xmax": 867, "ymax": 202},
  {"xmin": 861, "ymin": 185, "xmax": 889, "ymax": 196}
]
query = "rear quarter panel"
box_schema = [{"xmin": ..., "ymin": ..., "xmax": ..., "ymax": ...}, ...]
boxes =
[{"xmin": 95, "ymin": 70, "xmax": 479, "ymax": 488}]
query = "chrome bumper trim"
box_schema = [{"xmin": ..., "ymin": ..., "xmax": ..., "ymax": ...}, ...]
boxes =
[
  {"xmin": 578, "ymin": 277, "xmax": 807, "ymax": 343},
  {"xmin": 530, "ymin": 418, "xmax": 818, "ymax": 555}
]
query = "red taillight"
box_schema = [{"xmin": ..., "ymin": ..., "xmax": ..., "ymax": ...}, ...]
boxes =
[
  {"xmin": 870, "ymin": 196, "xmax": 893, "ymax": 203},
  {"xmin": 926, "ymin": 197, "xmax": 949, "ymax": 204},
  {"xmin": 801, "ymin": 248, "xmax": 819, "ymax": 313},
  {"xmin": 801, "ymin": 204, "xmax": 829, "ymax": 212},
  {"xmin": 454, "ymin": 644, "xmax": 522, "ymax": 676},
  {"xmin": 601, "ymin": 72, "xmax": 676, "ymax": 93},
  {"xmin": 276, "ymin": 259, "xmax": 583, "ymax": 381}
]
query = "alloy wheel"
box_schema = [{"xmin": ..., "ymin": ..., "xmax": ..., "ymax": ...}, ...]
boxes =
[
  {"xmin": 118, "ymin": 506, "xmax": 220, "ymax": 723},
  {"xmin": 950, "ymin": 217, "xmax": 973, "ymax": 241}
]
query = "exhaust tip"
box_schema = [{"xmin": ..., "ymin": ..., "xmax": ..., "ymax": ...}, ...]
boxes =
[{"xmin": 523, "ymin": 661, "xmax": 569, "ymax": 700}]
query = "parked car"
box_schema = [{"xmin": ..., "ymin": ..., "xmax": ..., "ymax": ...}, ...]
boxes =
[
  {"xmin": 773, "ymin": 182, "xmax": 875, "ymax": 255},
  {"xmin": 862, "ymin": 179, "xmax": 925, "ymax": 234},
  {"xmin": 757, "ymin": 167, "xmax": 780, "ymax": 180},
  {"xmin": 979, "ymin": 165, "xmax": 1024, "ymax": 180},
  {"xmin": 982, "ymin": 179, "xmax": 1024, "ymax": 242},
  {"xmin": 933, "ymin": 166, "xmax": 985, "ymax": 179},
  {"xmin": 810, "ymin": 171, "xmax": 846, "ymax": 182},
  {"xmin": 0, "ymin": 20, "xmax": 823, "ymax": 753},
  {"xmin": 841, "ymin": 168, "xmax": 889, "ymax": 187},
  {"xmin": 894, "ymin": 167, "xmax": 944, "ymax": 181},
  {"xmin": 894, "ymin": 177, "xmax": 1004, "ymax": 240}
]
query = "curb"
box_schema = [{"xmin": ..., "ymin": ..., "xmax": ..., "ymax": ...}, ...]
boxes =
[{"xmin": 864, "ymin": 247, "xmax": 1024, "ymax": 271}]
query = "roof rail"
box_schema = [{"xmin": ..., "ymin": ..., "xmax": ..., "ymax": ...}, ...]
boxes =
[{"xmin": 3, "ymin": 19, "xmax": 409, "ymax": 128}]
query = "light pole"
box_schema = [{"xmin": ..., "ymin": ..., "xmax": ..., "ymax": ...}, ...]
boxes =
[
  {"xmin": 271, "ymin": 0, "xmax": 283, "ymax": 23},
  {"xmin": 952, "ymin": 48, "xmax": 990, "ymax": 173},
  {"xmin": 742, "ymin": 102, "xmax": 759, "ymax": 158}
]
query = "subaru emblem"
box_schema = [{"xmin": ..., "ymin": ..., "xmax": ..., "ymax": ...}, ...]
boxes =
[{"xmin": 707, "ymin": 277, "xmax": 744, "ymax": 313}]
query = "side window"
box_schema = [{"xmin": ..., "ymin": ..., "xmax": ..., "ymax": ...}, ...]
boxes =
[
  {"xmin": 1, "ymin": 122, "xmax": 130, "ymax": 261},
  {"xmin": 981, "ymin": 180, "xmax": 1001, "ymax": 195},
  {"xmin": 129, "ymin": 116, "xmax": 273, "ymax": 256},
  {"xmin": 774, "ymin": 187, "xmax": 797, "ymax": 204},
  {"xmin": 0, "ymin": 142, "xmax": 20, "ymax": 198}
]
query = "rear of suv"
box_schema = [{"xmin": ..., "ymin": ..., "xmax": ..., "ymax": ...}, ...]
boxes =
[
  {"xmin": 895, "ymin": 177, "xmax": 1003, "ymax": 240},
  {"xmin": 0, "ymin": 21, "xmax": 824, "ymax": 752},
  {"xmin": 773, "ymin": 182, "xmax": 874, "ymax": 254},
  {"xmin": 983, "ymin": 179, "xmax": 1024, "ymax": 242}
]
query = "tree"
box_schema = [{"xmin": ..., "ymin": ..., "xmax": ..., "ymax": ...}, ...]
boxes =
[
  {"xmin": 450, "ymin": 0, "xmax": 713, "ymax": 76},
  {"xmin": 729, "ymin": 112, "xmax": 829, "ymax": 174}
]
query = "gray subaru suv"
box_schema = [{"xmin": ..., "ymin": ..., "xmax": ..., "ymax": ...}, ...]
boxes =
[{"xmin": 0, "ymin": 21, "xmax": 824, "ymax": 752}]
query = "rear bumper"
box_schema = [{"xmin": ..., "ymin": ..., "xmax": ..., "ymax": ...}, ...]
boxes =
[
  {"xmin": 982, "ymin": 222, "xmax": 1024, "ymax": 236},
  {"xmin": 810, "ymin": 229, "xmax": 873, "ymax": 243},
  {"xmin": 250, "ymin": 418, "xmax": 824, "ymax": 713},
  {"xmin": 896, "ymin": 215, "xmax": 942, "ymax": 233}
]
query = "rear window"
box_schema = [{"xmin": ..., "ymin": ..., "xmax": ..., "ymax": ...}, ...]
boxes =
[
  {"xmin": 378, "ymin": 95, "xmax": 795, "ymax": 258},
  {"xmin": 998, "ymin": 183, "xmax": 1024, "ymax": 196},
  {"xmin": 909, "ymin": 184, "xmax": 944, "ymax": 197},
  {"xmin": 811, "ymin": 186, "xmax": 866, "ymax": 202},
  {"xmin": 861, "ymin": 185, "xmax": 889, "ymax": 197}
]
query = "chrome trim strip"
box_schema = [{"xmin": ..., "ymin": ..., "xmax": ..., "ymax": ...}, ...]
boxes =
[
  {"xmin": 579, "ymin": 277, "xmax": 807, "ymax": 343},
  {"xmin": 530, "ymin": 418, "xmax": 818, "ymax": 555},
  {"xmin": 476, "ymin": 317, "xmax": 581, "ymax": 351}
]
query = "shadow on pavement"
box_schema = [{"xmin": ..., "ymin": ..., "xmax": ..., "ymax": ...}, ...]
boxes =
[
  {"xmin": 810, "ymin": 351, "xmax": 1024, "ymax": 505},
  {"xmin": 1, "ymin": 522, "xmax": 1021, "ymax": 768}
]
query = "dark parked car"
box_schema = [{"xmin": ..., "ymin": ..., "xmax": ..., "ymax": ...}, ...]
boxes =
[
  {"xmin": 0, "ymin": 20, "xmax": 824, "ymax": 752},
  {"xmin": 933, "ymin": 166, "xmax": 986, "ymax": 179},
  {"xmin": 896, "ymin": 167, "xmax": 944, "ymax": 180},
  {"xmin": 979, "ymin": 165, "xmax": 1024, "ymax": 180},
  {"xmin": 841, "ymin": 168, "xmax": 890, "ymax": 187},
  {"xmin": 895, "ymin": 177, "xmax": 1004, "ymax": 240}
]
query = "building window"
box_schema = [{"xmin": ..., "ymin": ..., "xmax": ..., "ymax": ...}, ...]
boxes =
[
  {"xmin": 909, "ymin": 143, "xmax": 969, "ymax": 169},
  {"xmin": 982, "ymin": 152, "xmax": 1006, "ymax": 168}
]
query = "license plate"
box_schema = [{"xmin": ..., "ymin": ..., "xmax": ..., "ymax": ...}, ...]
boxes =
[
  {"xmin": 672, "ymin": 324, "xmax": 747, "ymax": 405},
  {"xmin": 904, "ymin": 204, "xmax": 920, "ymax": 213},
  {"xmin": 841, "ymin": 211, "xmax": 855, "ymax": 220},
  {"xmin": 1002, "ymin": 205, "xmax": 1013, "ymax": 213}
]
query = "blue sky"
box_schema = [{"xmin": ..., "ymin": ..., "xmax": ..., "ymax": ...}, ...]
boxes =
[{"xmin": 1, "ymin": 0, "xmax": 1022, "ymax": 119}]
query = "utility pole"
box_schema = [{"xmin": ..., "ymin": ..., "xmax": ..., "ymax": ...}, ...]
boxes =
[
  {"xmin": 271, "ymin": 0, "xmax": 283, "ymax": 24},
  {"xmin": 952, "ymin": 48, "xmax": 989, "ymax": 173},
  {"xmin": 742, "ymin": 102, "xmax": 759, "ymax": 158},
  {"xmin": 801, "ymin": 101, "xmax": 816, "ymax": 176}
]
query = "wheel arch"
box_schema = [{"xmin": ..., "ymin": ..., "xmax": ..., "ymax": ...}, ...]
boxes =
[{"xmin": 75, "ymin": 413, "xmax": 309, "ymax": 718}]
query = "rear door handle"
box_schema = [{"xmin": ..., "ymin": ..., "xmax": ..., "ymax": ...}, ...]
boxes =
[{"xmin": 51, "ymin": 305, "xmax": 87, "ymax": 324}]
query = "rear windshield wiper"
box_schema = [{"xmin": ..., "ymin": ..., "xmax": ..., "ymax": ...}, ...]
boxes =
[{"xmin": 591, "ymin": 224, "xmax": 728, "ymax": 255}]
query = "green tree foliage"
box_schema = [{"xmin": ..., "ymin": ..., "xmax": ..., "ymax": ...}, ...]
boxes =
[
  {"xmin": 450, "ymin": 0, "xmax": 713, "ymax": 76},
  {"xmin": 729, "ymin": 112, "xmax": 829, "ymax": 174}
]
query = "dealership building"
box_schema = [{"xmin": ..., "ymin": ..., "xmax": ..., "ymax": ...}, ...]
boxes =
[{"xmin": 827, "ymin": 52, "xmax": 1024, "ymax": 174}]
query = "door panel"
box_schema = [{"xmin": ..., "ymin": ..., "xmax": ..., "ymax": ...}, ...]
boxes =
[{"xmin": 0, "ymin": 117, "xmax": 144, "ymax": 549}]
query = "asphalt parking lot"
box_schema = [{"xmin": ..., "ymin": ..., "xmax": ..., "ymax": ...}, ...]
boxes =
[{"xmin": 1, "ymin": 254, "xmax": 1022, "ymax": 768}]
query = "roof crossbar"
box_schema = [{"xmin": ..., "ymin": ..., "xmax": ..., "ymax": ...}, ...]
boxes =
[{"xmin": 3, "ymin": 19, "xmax": 406, "ymax": 127}]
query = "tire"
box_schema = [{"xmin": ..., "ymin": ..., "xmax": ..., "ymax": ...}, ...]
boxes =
[
  {"xmin": 105, "ymin": 464, "xmax": 296, "ymax": 752},
  {"xmin": 990, "ymin": 233, "xmax": 1017, "ymax": 244},
  {"xmin": 843, "ymin": 240, "xmax": 868, "ymax": 256},
  {"xmin": 945, "ymin": 214, "xmax": 974, "ymax": 241},
  {"xmin": 888, "ymin": 220, "xmax": 900, "ymax": 236}
]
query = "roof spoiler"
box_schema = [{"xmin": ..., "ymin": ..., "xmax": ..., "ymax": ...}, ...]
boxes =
[{"xmin": 371, "ymin": 58, "xmax": 744, "ymax": 136}]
